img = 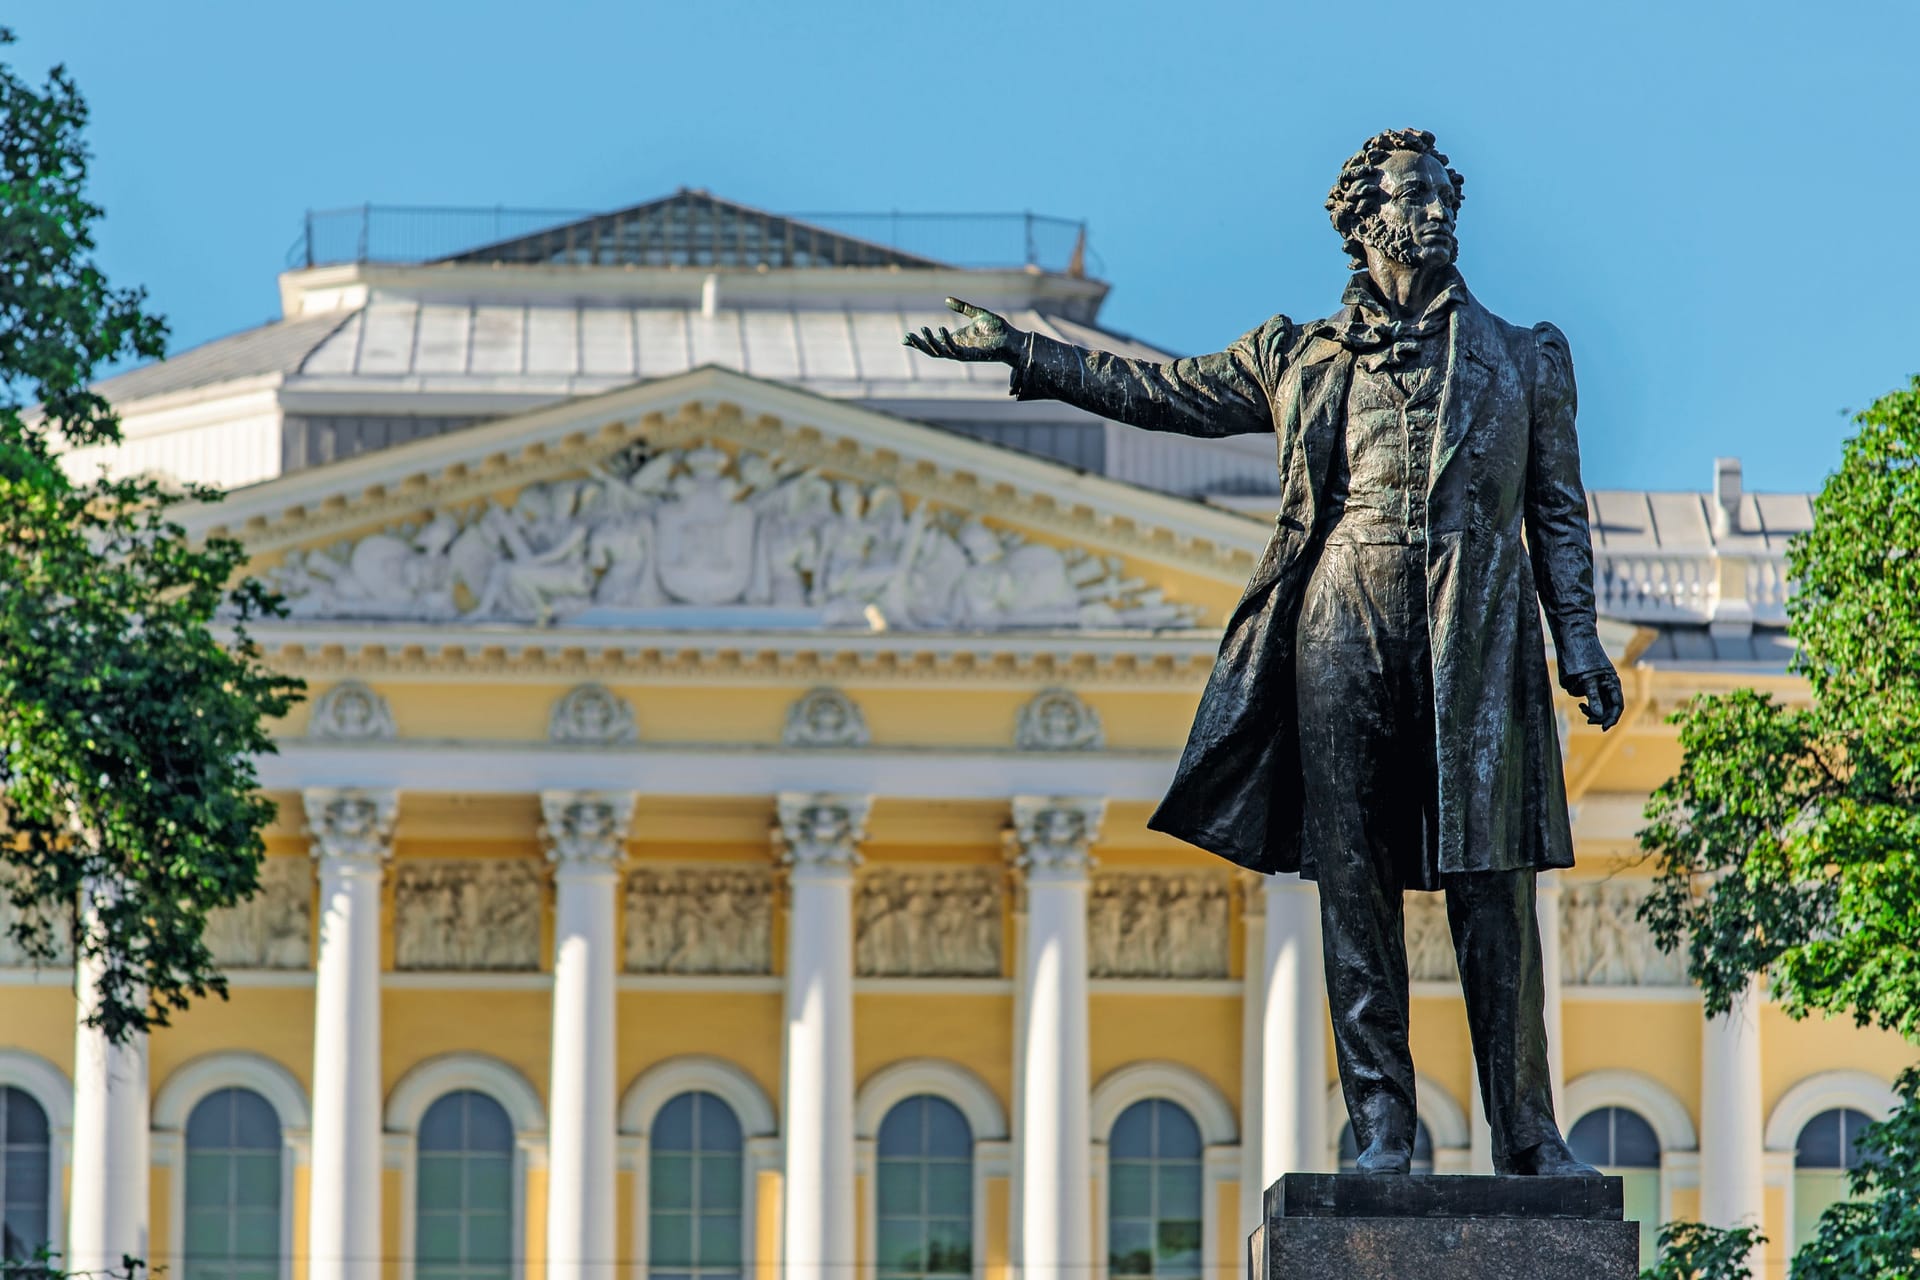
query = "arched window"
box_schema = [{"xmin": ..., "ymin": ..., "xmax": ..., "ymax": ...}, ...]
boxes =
[
  {"xmin": 1569, "ymin": 1107, "xmax": 1660, "ymax": 1264},
  {"xmin": 183, "ymin": 1088, "xmax": 282, "ymax": 1280},
  {"xmin": 0, "ymin": 1087, "xmax": 51, "ymax": 1262},
  {"xmin": 416, "ymin": 1091, "xmax": 514, "ymax": 1280},
  {"xmin": 876, "ymin": 1095, "xmax": 972, "ymax": 1280},
  {"xmin": 1793, "ymin": 1108, "xmax": 1876, "ymax": 1252},
  {"xmin": 1335, "ymin": 1120, "xmax": 1435, "ymax": 1174},
  {"xmin": 1108, "ymin": 1099, "xmax": 1202, "ymax": 1280},
  {"xmin": 650, "ymin": 1091, "xmax": 744, "ymax": 1280}
]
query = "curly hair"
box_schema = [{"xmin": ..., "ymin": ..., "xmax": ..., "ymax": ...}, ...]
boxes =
[{"xmin": 1326, "ymin": 128, "xmax": 1465, "ymax": 269}]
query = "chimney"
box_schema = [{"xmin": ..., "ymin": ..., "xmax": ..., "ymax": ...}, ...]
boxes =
[{"xmin": 1712, "ymin": 456, "xmax": 1742, "ymax": 538}]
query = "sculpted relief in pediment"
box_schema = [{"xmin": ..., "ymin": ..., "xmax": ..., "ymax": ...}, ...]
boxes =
[{"xmin": 266, "ymin": 443, "xmax": 1197, "ymax": 631}]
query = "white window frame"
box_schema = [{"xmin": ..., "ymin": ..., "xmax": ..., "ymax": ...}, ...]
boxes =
[
  {"xmin": 1321, "ymin": 1073, "xmax": 1470, "ymax": 1173},
  {"xmin": 1564, "ymin": 1068, "xmax": 1696, "ymax": 1228},
  {"xmin": 1764, "ymin": 1069, "xmax": 1901, "ymax": 1258},
  {"xmin": 0, "ymin": 1049, "xmax": 73, "ymax": 1261},
  {"xmin": 153, "ymin": 1052, "xmax": 310, "ymax": 1280},
  {"xmin": 854, "ymin": 1059, "xmax": 1008, "ymax": 1280},
  {"xmin": 384, "ymin": 1053, "xmax": 546, "ymax": 1280},
  {"xmin": 620, "ymin": 1055, "xmax": 778, "ymax": 1280},
  {"xmin": 1089, "ymin": 1063, "xmax": 1239, "ymax": 1280}
]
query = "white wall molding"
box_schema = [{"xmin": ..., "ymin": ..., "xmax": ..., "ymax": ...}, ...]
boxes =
[
  {"xmin": 855, "ymin": 1059, "xmax": 1008, "ymax": 1142},
  {"xmin": 1090, "ymin": 1062, "xmax": 1237, "ymax": 1146},
  {"xmin": 1764, "ymin": 1070, "xmax": 1900, "ymax": 1153}
]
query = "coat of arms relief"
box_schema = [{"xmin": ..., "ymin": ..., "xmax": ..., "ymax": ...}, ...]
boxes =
[{"xmin": 267, "ymin": 443, "xmax": 1198, "ymax": 631}]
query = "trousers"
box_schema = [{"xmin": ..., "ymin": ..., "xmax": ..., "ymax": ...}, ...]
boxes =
[{"xmin": 1295, "ymin": 534, "xmax": 1557, "ymax": 1168}]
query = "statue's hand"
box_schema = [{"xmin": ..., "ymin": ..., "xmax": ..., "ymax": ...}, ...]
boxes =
[
  {"xmin": 1561, "ymin": 664, "xmax": 1624, "ymax": 731},
  {"xmin": 904, "ymin": 297, "xmax": 1022, "ymax": 364}
]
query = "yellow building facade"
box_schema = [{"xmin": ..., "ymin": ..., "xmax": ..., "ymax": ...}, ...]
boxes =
[{"xmin": 4, "ymin": 195, "xmax": 1911, "ymax": 1280}]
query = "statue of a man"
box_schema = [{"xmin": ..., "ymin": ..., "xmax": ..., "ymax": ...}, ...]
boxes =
[{"xmin": 906, "ymin": 128, "xmax": 1624, "ymax": 1177}]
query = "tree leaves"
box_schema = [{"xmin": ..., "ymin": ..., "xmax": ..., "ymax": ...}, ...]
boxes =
[{"xmin": 0, "ymin": 28, "xmax": 302, "ymax": 1041}]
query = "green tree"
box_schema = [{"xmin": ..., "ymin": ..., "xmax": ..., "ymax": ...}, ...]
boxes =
[
  {"xmin": 1639, "ymin": 1223, "xmax": 1768, "ymax": 1280},
  {"xmin": 1640, "ymin": 378, "xmax": 1920, "ymax": 1279},
  {"xmin": 0, "ymin": 27, "xmax": 302, "ymax": 1043}
]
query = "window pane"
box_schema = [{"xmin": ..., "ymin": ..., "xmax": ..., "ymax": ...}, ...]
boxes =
[
  {"xmin": 876, "ymin": 1218, "xmax": 924, "ymax": 1271},
  {"xmin": 232, "ymin": 1154, "xmax": 282, "ymax": 1207},
  {"xmin": 1566, "ymin": 1111, "xmax": 1611, "ymax": 1167},
  {"xmin": 651, "ymin": 1154, "xmax": 694, "ymax": 1210},
  {"xmin": 1156, "ymin": 1218, "xmax": 1201, "ymax": 1268},
  {"xmin": 922, "ymin": 1100, "xmax": 970, "ymax": 1158},
  {"xmin": 925, "ymin": 1162, "xmax": 970, "ymax": 1216},
  {"xmin": 698, "ymin": 1153, "xmax": 742, "ymax": 1210},
  {"xmin": 878, "ymin": 1099, "xmax": 922, "ymax": 1158},
  {"xmin": 466, "ymin": 1211, "xmax": 512, "ymax": 1260},
  {"xmin": 186, "ymin": 1092, "xmax": 232, "ymax": 1148},
  {"xmin": 231, "ymin": 1093, "xmax": 281, "ymax": 1150},
  {"xmin": 650, "ymin": 1212, "xmax": 693, "ymax": 1267},
  {"xmin": 1620, "ymin": 1170, "xmax": 1660, "ymax": 1267},
  {"xmin": 416, "ymin": 1213, "xmax": 463, "ymax": 1262},
  {"xmin": 183, "ymin": 1153, "xmax": 228, "ymax": 1209},
  {"xmin": 6, "ymin": 1150, "xmax": 49, "ymax": 1208},
  {"xmin": 1839, "ymin": 1109, "xmax": 1875, "ymax": 1170},
  {"xmin": 1111, "ymin": 1103, "xmax": 1153, "ymax": 1159},
  {"xmin": 417, "ymin": 1156, "xmax": 464, "ymax": 1211},
  {"xmin": 1612, "ymin": 1111, "xmax": 1660, "ymax": 1169},
  {"xmin": 696, "ymin": 1094, "xmax": 742, "ymax": 1153},
  {"xmin": 184, "ymin": 1207, "xmax": 231, "ymax": 1254},
  {"xmin": 419, "ymin": 1096, "xmax": 464, "ymax": 1152},
  {"xmin": 467, "ymin": 1157, "xmax": 512, "ymax": 1207},
  {"xmin": 464, "ymin": 1096, "xmax": 513, "ymax": 1152},
  {"xmin": 1157, "ymin": 1164, "xmax": 1201, "ymax": 1216},
  {"xmin": 233, "ymin": 1210, "xmax": 279, "ymax": 1258},
  {"xmin": 924, "ymin": 1218, "xmax": 970, "ymax": 1273},
  {"xmin": 698, "ymin": 1210, "xmax": 743, "ymax": 1265},
  {"xmin": 1109, "ymin": 1219, "xmax": 1153, "ymax": 1275},
  {"xmin": 654, "ymin": 1096, "xmax": 696, "ymax": 1152},
  {"xmin": 876, "ymin": 1162, "xmax": 921, "ymax": 1216},
  {"xmin": 1153, "ymin": 1103, "xmax": 1201, "ymax": 1159},
  {"xmin": 1109, "ymin": 1163, "xmax": 1152, "ymax": 1218},
  {"xmin": 1795, "ymin": 1170, "xmax": 1851, "ymax": 1254}
]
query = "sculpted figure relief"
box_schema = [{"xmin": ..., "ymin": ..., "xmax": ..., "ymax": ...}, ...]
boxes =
[
  {"xmin": 267, "ymin": 442, "xmax": 1192, "ymax": 632},
  {"xmin": 549, "ymin": 683, "xmax": 639, "ymax": 745},
  {"xmin": 1014, "ymin": 688, "xmax": 1104, "ymax": 751},
  {"xmin": 307, "ymin": 680, "xmax": 397, "ymax": 741},
  {"xmin": 855, "ymin": 868, "xmax": 1001, "ymax": 977},
  {"xmin": 203, "ymin": 857, "xmax": 311, "ymax": 970},
  {"xmin": 1402, "ymin": 894, "xmax": 1459, "ymax": 983},
  {"xmin": 1087, "ymin": 872, "xmax": 1231, "ymax": 979},
  {"xmin": 392, "ymin": 860, "xmax": 542, "ymax": 971},
  {"xmin": 1561, "ymin": 881, "xmax": 1688, "ymax": 987},
  {"xmin": 909, "ymin": 129, "xmax": 1624, "ymax": 1177},
  {"xmin": 783, "ymin": 687, "xmax": 871, "ymax": 748},
  {"xmin": 624, "ymin": 867, "xmax": 773, "ymax": 974}
]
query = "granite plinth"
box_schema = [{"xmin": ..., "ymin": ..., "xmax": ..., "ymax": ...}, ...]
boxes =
[{"xmin": 1254, "ymin": 1174, "xmax": 1641, "ymax": 1280}]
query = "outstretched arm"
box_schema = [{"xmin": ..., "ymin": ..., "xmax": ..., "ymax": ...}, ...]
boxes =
[{"xmin": 905, "ymin": 298, "xmax": 1278, "ymax": 439}]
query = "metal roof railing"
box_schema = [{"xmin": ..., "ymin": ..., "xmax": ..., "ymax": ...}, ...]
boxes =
[{"xmin": 287, "ymin": 200, "xmax": 1095, "ymax": 276}]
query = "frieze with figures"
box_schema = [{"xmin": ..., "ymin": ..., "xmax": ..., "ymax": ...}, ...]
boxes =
[
  {"xmin": 1560, "ymin": 880, "xmax": 1689, "ymax": 987},
  {"xmin": 855, "ymin": 867, "xmax": 1002, "ymax": 977},
  {"xmin": 624, "ymin": 866, "xmax": 774, "ymax": 975},
  {"xmin": 265, "ymin": 443, "xmax": 1196, "ymax": 631},
  {"xmin": 1087, "ymin": 871, "xmax": 1231, "ymax": 979},
  {"xmin": 392, "ymin": 860, "xmax": 543, "ymax": 971},
  {"xmin": 204, "ymin": 857, "xmax": 312, "ymax": 970}
]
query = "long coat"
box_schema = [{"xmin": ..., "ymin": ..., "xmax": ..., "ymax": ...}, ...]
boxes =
[{"xmin": 1011, "ymin": 282, "xmax": 1609, "ymax": 878}]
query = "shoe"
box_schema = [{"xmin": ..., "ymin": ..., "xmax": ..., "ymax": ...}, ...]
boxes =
[
  {"xmin": 1506, "ymin": 1137, "xmax": 1601, "ymax": 1177},
  {"xmin": 1354, "ymin": 1142, "xmax": 1412, "ymax": 1175}
]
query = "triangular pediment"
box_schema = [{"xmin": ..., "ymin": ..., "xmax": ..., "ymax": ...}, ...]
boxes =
[{"xmin": 191, "ymin": 367, "xmax": 1266, "ymax": 638}]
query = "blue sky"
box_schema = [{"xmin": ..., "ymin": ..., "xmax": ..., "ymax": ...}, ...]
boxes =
[{"xmin": 14, "ymin": 2, "xmax": 1919, "ymax": 493}]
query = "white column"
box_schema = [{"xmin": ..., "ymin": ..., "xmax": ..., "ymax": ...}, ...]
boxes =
[
  {"xmin": 305, "ymin": 788, "xmax": 397, "ymax": 1280},
  {"xmin": 1256, "ymin": 874, "xmax": 1327, "ymax": 1189},
  {"xmin": 1700, "ymin": 980, "xmax": 1766, "ymax": 1236},
  {"xmin": 68, "ymin": 888, "xmax": 149, "ymax": 1276},
  {"xmin": 1536, "ymin": 870, "xmax": 1566, "ymax": 1118},
  {"xmin": 1009, "ymin": 797, "xmax": 1104, "ymax": 1280},
  {"xmin": 777, "ymin": 793, "xmax": 870, "ymax": 1280},
  {"xmin": 543, "ymin": 791, "xmax": 635, "ymax": 1280}
]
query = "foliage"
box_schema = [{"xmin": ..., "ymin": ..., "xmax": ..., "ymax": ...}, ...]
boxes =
[
  {"xmin": 0, "ymin": 27, "xmax": 302, "ymax": 1041},
  {"xmin": 1638, "ymin": 1222, "xmax": 1765, "ymax": 1280},
  {"xmin": 1790, "ymin": 1066, "xmax": 1920, "ymax": 1279},
  {"xmin": 1639, "ymin": 377, "xmax": 1920, "ymax": 1036},
  {"xmin": 1639, "ymin": 378, "xmax": 1920, "ymax": 1274}
]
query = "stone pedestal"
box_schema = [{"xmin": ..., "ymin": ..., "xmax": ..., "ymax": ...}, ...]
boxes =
[{"xmin": 1254, "ymin": 1174, "xmax": 1641, "ymax": 1280}]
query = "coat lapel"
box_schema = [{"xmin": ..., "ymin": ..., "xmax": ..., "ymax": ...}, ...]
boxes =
[
  {"xmin": 1431, "ymin": 295, "xmax": 1500, "ymax": 486},
  {"xmin": 1292, "ymin": 336, "xmax": 1351, "ymax": 532}
]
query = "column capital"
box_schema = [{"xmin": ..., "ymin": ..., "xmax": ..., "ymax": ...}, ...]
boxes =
[
  {"xmin": 303, "ymin": 788, "xmax": 397, "ymax": 867},
  {"xmin": 540, "ymin": 790, "xmax": 636, "ymax": 872},
  {"xmin": 1008, "ymin": 796, "xmax": 1106, "ymax": 879},
  {"xmin": 774, "ymin": 792, "xmax": 871, "ymax": 875}
]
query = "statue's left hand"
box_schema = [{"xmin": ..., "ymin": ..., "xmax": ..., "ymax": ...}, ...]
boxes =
[{"xmin": 1562, "ymin": 665, "xmax": 1624, "ymax": 730}]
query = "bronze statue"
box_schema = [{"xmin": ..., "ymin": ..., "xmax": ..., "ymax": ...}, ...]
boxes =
[{"xmin": 906, "ymin": 129, "xmax": 1624, "ymax": 1177}]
